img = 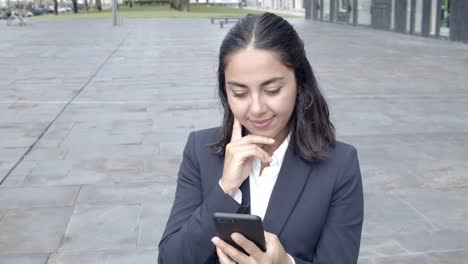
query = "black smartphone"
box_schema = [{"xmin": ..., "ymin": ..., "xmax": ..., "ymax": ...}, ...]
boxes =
[{"xmin": 213, "ymin": 212, "xmax": 266, "ymax": 255}]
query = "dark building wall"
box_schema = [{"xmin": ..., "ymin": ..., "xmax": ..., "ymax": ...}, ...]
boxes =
[{"xmin": 450, "ymin": 0, "xmax": 468, "ymax": 43}]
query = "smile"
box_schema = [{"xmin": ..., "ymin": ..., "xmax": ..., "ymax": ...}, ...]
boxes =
[{"xmin": 249, "ymin": 118, "xmax": 273, "ymax": 129}]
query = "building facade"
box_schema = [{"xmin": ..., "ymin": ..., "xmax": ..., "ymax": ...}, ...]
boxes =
[{"xmin": 306, "ymin": 0, "xmax": 468, "ymax": 43}]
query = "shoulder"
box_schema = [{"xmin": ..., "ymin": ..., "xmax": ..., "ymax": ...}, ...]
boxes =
[
  {"xmin": 185, "ymin": 126, "xmax": 222, "ymax": 155},
  {"xmin": 330, "ymin": 141, "xmax": 358, "ymax": 161},
  {"xmin": 310, "ymin": 141, "xmax": 359, "ymax": 171},
  {"xmin": 191, "ymin": 126, "xmax": 222, "ymax": 143}
]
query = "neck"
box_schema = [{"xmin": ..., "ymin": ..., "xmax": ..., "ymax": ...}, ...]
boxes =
[{"xmin": 262, "ymin": 127, "xmax": 289, "ymax": 156}]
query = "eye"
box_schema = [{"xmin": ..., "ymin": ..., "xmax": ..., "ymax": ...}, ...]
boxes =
[
  {"xmin": 232, "ymin": 92, "xmax": 247, "ymax": 98},
  {"xmin": 265, "ymin": 88, "xmax": 281, "ymax": 95}
]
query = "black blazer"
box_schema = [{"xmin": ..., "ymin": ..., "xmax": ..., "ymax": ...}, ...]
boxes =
[{"xmin": 159, "ymin": 127, "xmax": 363, "ymax": 264}]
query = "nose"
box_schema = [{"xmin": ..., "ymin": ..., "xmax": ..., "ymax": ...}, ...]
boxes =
[{"xmin": 249, "ymin": 93, "xmax": 267, "ymax": 117}]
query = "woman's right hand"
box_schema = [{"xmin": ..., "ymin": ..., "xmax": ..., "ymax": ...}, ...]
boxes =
[{"xmin": 220, "ymin": 118, "xmax": 275, "ymax": 197}]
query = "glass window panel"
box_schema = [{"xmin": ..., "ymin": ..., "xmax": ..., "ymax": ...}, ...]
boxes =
[{"xmin": 357, "ymin": 0, "xmax": 371, "ymax": 25}]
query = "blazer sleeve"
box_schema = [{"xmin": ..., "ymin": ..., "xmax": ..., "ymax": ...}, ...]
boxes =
[
  {"xmin": 158, "ymin": 132, "xmax": 244, "ymax": 264},
  {"xmin": 307, "ymin": 145, "xmax": 364, "ymax": 264}
]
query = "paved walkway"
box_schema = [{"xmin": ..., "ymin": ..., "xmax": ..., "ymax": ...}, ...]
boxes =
[{"xmin": 0, "ymin": 18, "xmax": 467, "ymax": 264}]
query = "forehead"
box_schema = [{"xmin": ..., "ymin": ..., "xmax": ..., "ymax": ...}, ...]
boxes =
[{"xmin": 224, "ymin": 48, "xmax": 292, "ymax": 84}]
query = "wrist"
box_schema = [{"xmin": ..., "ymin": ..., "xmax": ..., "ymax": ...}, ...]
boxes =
[{"xmin": 220, "ymin": 178, "xmax": 239, "ymax": 197}]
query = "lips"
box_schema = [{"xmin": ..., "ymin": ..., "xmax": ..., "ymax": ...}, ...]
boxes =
[{"xmin": 249, "ymin": 117, "xmax": 273, "ymax": 129}]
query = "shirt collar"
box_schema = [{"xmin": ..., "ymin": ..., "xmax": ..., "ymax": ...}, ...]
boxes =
[
  {"xmin": 270, "ymin": 131, "xmax": 291, "ymax": 167},
  {"xmin": 252, "ymin": 131, "xmax": 291, "ymax": 170}
]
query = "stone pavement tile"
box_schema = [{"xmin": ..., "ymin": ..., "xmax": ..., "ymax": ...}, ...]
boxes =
[
  {"xmin": 109, "ymin": 119, "xmax": 153, "ymax": 135},
  {"xmin": 143, "ymin": 156, "xmax": 182, "ymax": 182},
  {"xmin": 76, "ymin": 182, "xmax": 175, "ymax": 205},
  {"xmin": 371, "ymin": 250, "xmax": 468, "ymax": 264},
  {"xmin": 64, "ymin": 145, "xmax": 156, "ymax": 161},
  {"xmin": 59, "ymin": 204, "xmax": 140, "ymax": 251},
  {"xmin": 74, "ymin": 183, "xmax": 175, "ymax": 249},
  {"xmin": 25, "ymin": 160, "xmax": 107, "ymax": 186},
  {"xmin": 0, "ymin": 207, "xmax": 73, "ymax": 254},
  {"xmin": 24, "ymin": 147, "xmax": 68, "ymax": 161},
  {"xmin": 392, "ymin": 188, "xmax": 468, "ymax": 230},
  {"xmin": 1, "ymin": 161, "xmax": 38, "ymax": 187},
  {"xmin": 59, "ymin": 103, "xmax": 151, "ymax": 123},
  {"xmin": 159, "ymin": 142, "xmax": 186, "ymax": 156},
  {"xmin": 395, "ymin": 229, "xmax": 468, "ymax": 253},
  {"xmin": 0, "ymin": 161, "xmax": 16, "ymax": 183},
  {"xmin": 0, "ymin": 147, "xmax": 27, "ymax": 161},
  {"xmin": 343, "ymin": 134, "xmax": 468, "ymax": 193},
  {"xmin": 0, "ymin": 186, "xmax": 79, "ymax": 210},
  {"xmin": 0, "ymin": 209, "xmax": 7, "ymax": 222},
  {"xmin": 0, "ymin": 253, "xmax": 49, "ymax": 264},
  {"xmin": 331, "ymin": 97, "xmax": 468, "ymax": 137},
  {"xmin": 428, "ymin": 250, "xmax": 468, "ymax": 264},
  {"xmin": 138, "ymin": 202, "xmax": 173, "ymax": 250},
  {"xmin": 76, "ymin": 78, "xmax": 159, "ymax": 102},
  {"xmin": 22, "ymin": 158, "xmax": 174, "ymax": 186},
  {"xmin": 22, "ymin": 160, "xmax": 73, "ymax": 186},
  {"xmin": 359, "ymin": 237, "xmax": 407, "ymax": 258},
  {"xmin": 48, "ymin": 249, "xmax": 157, "ymax": 264},
  {"xmin": 357, "ymin": 257, "xmax": 374, "ymax": 264},
  {"xmin": 0, "ymin": 134, "xmax": 37, "ymax": 149},
  {"xmin": 35, "ymin": 123, "xmax": 75, "ymax": 148},
  {"xmin": 60, "ymin": 131, "xmax": 143, "ymax": 147},
  {"xmin": 362, "ymin": 193, "xmax": 434, "ymax": 238},
  {"xmin": 154, "ymin": 108, "xmax": 222, "ymax": 131},
  {"xmin": 7, "ymin": 103, "xmax": 64, "ymax": 124},
  {"xmin": 372, "ymin": 254, "xmax": 434, "ymax": 264}
]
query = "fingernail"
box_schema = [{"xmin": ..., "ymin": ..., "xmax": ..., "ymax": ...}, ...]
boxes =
[
  {"xmin": 211, "ymin": 237, "xmax": 218, "ymax": 244},
  {"xmin": 231, "ymin": 233, "xmax": 239, "ymax": 240}
]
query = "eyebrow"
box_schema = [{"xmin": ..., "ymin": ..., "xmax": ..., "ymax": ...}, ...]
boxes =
[{"xmin": 227, "ymin": 77, "xmax": 284, "ymax": 89}]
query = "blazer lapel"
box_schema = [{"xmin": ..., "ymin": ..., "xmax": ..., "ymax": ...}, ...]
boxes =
[{"xmin": 262, "ymin": 146, "xmax": 312, "ymax": 236}]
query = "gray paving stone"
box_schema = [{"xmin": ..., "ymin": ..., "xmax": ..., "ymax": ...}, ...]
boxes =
[
  {"xmin": 138, "ymin": 202, "xmax": 173, "ymax": 250},
  {"xmin": 22, "ymin": 160, "xmax": 73, "ymax": 186},
  {"xmin": 0, "ymin": 207, "xmax": 73, "ymax": 254},
  {"xmin": 0, "ymin": 209, "xmax": 7, "ymax": 222},
  {"xmin": 0, "ymin": 161, "xmax": 15, "ymax": 183},
  {"xmin": 396, "ymin": 229, "xmax": 468, "ymax": 253},
  {"xmin": 0, "ymin": 186, "xmax": 79, "ymax": 210},
  {"xmin": 0, "ymin": 148, "xmax": 27, "ymax": 161},
  {"xmin": 360, "ymin": 237, "xmax": 407, "ymax": 258},
  {"xmin": 1, "ymin": 161, "xmax": 38, "ymax": 187},
  {"xmin": 363, "ymin": 193, "xmax": 434, "ymax": 238},
  {"xmin": 427, "ymin": 250, "xmax": 468, "ymax": 264},
  {"xmin": 24, "ymin": 148, "xmax": 68, "ymax": 161},
  {"xmin": 371, "ymin": 250, "xmax": 468, "ymax": 264},
  {"xmin": 392, "ymin": 188, "xmax": 468, "ymax": 230},
  {"xmin": 76, "ymin": 183, "xmax": 175, "ymax": 205},
  {"xmin": 60, "ymin": 204, "xmax": 140, "ymax": 251},
  {"xmin": 48, "ymin": 249, "xmax": 157, "ymax": 264},
  {"xmin": 0, "ymin": 254, "xmax": 49, "ymax": 264}
]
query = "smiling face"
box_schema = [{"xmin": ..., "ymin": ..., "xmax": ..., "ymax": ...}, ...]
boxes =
[{"xmin": 225, "ymin": 47, "xmax": 297, "ymax": 144}]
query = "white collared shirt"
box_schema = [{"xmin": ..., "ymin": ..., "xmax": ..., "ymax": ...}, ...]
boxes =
[
  {"xmin": 219, "ymin": 133, "xmax": 295, "ymax": 263},
  {"xmin": 249, "ymin": 132, "xmax": 290, "ymax": 220}
]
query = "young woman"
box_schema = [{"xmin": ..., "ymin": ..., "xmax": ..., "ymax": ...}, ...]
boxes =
[{"xmin": 159, "ymin": 12, "xmax": 363, "ymax": 264}]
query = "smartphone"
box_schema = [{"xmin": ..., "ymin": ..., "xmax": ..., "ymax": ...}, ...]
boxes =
[{"xmin": 213, "ymin": 212, "xmax": 266, "ymax": 255}]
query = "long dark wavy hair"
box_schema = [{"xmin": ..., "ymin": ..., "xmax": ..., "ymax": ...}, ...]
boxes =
[{"xmin": 210, "ymin": 12, "xmax": 335, "ymax": 161}]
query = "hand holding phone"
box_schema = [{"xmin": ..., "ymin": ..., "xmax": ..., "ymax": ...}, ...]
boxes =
[{"xmin": 213, "ymin": 212, "xmax": 266, "ymax": 255}]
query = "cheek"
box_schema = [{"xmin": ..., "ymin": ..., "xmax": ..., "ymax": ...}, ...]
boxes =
[
  {"xmin": 270, "ymin": 93, "xmax": 296, "ymax": 117},
  {"xmin": 227, "ymin": 98, "xmax": 248, "ymax": 118}
]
